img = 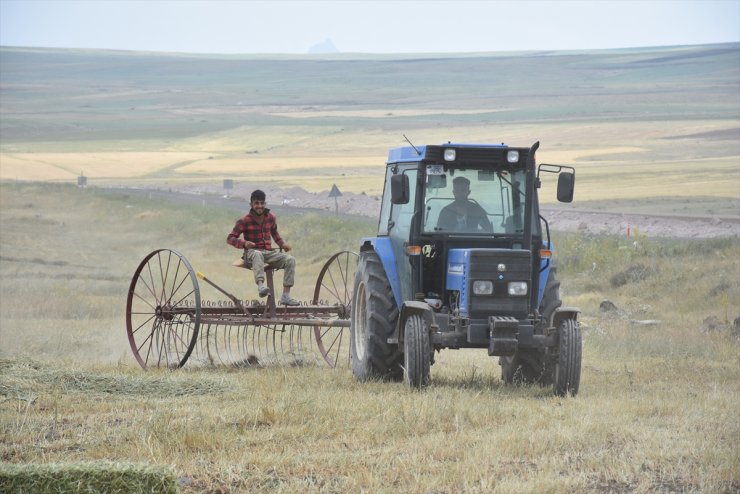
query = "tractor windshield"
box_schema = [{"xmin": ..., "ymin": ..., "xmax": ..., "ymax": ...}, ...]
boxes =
[{"xmin": 423, "ymin": 166, "xmax": 526, "ymax": 235}]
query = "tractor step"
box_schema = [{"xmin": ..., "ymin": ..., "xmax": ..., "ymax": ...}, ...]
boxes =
[{"xmin": 488, "ymin": 316, "xmax": 519, "ymax": 356}]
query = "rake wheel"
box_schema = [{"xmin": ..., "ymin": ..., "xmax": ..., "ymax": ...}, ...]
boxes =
[
  {"xmin": 312, "ymin": 251, "xmax": 358, "ymax": 368},
  {"xmin": 125, "ymin": 249, "xmax": 201, "ymax": 369}
]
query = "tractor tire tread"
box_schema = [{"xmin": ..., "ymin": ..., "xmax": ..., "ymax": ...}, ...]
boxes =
[
  {"xmin": 553, "ymin": 318, "xmax": 581, "ymax": 396},
  {"xmin": 404, "ymin": 314, "xmax": 431, "ymax": 388}
]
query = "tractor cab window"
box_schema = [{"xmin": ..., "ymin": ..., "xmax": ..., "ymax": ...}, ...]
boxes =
[
  {"xmin": 390, "ymin": 168, "xmax": 418, "ymax": 235},
  {"xmin": 378, "ymin": 165, "xmax": 419, "ymax": 236},
  {"xmin": 377, "ymin": 167, "xmax": 395, "ymax": 235},
  {"xmin": 423, "ymin": 166, "xmax": 526, "ymax": 235}
]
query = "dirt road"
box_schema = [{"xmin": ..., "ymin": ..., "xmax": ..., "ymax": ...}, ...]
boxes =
[{"xmin": 540, "ymin": 206, "xmax": 739, "ymax": 239}]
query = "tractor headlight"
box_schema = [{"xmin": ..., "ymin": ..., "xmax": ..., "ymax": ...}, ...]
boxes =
[
  {"xmin": 473, "ymin": 280, "xmax": 494, "ymax": 295},
  {"xmin": 444, "ymin": 149, "xmax": 456, "ymax": 161},
  {"xmin": 507, "ymin": 150, "xmax": 520, "ymax": 163},
  {"xmin": 507, "ymin": 281, "xmax": 528, "ymax": 296}
]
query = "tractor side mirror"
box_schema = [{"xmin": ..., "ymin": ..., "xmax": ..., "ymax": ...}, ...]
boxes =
[
  {"xmin": 391, "ymin": 173, "xmax": 410, "ymax": 204},
  {"xmin": 557, "ymin": 172, "xmax": 575, "ymax": 203}
]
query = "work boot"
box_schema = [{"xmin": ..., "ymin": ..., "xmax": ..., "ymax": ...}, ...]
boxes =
[
  {"xmin": 257, "ymin": 282, "xmax": 270, "ymax": 298},
  {"xmin": 279, "ymin": 294, "xmax": 300, "ymax": 306}
]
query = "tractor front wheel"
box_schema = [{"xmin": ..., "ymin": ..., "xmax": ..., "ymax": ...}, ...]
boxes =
[
  {"xmin": 403, "ymin": 314, "xmax": 431, "ymax": 388},
  {"xmin": 553, "ymin": 318, "xmax": 581, "ymax": 396}
]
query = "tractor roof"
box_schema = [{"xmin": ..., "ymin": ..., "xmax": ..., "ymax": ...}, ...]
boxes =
[{"xmin": 387, "ymin": 143, "xmax": 530, "ymax": 166}]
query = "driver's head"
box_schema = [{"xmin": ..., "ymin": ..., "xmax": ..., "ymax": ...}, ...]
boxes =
[{"xmin": 452, "ymin": 176, "xmax": 470, "ymax": 200}]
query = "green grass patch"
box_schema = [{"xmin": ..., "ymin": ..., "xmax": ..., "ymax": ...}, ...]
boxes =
[{"xmin": 0, "ymin": 461, "xmax": 177, "ymax": 494}]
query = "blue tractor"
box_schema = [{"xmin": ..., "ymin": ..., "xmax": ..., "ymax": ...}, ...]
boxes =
[{"xmin": 350, "ymin": 141, "xmax": 581, "ymax": 396}]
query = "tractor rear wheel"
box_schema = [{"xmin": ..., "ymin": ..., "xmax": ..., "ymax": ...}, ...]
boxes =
[
  {"xmin": 350, "ymin": 252, "xmax": 403, "ymax": 381},
  {"xmin": 403, "ymin": 314, "xmax": 431, "ymax": 388},
  {"xmin": 501, "ymin": 264, "xmax": 561, "ymax": 385},
  {"xmin": 553, "ymin": 318, "xmax": 581, "ymax": 396}
]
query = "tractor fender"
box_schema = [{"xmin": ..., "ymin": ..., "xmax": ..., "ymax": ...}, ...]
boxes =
[
  {"xmin": 359, "ymin": 237, "xmax": 403, "ymax": 309},
  {"xmin": 550, "ymin": 306, "xmax": 580, "ymax": 329},
  {"xmin": 393, "ymin": 301, "xmax": 436, "ymax": 344}
]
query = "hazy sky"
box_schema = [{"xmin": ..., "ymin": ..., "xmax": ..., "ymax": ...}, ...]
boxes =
[{"xmin": 1, "ymin": 0, "xmax": 738, "ymax": 54}]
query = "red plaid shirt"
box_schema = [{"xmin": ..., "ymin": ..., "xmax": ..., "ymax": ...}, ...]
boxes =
[{"xmin": 227, "ymin": 209, "xmax": 285, "ymax": 250}]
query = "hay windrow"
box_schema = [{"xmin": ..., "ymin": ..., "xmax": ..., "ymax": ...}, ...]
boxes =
[
  {"xmin": 0, "ymin": 359, "xmax": 227, "ymax": 398},
  {"xmin": 0, "ymin": 461, "xmax": 177, "ymax": 494}
]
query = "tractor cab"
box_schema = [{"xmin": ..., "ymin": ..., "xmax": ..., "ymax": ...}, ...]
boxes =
[{"xmin": 378, "ymin": 143, "xmax": 572, "ymax": 314}]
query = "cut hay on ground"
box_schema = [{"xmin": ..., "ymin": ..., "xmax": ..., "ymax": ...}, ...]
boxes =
[
  {"xmin": 0, "ymin": 461, "xmax": 177, "ymax": 494},
  {"xmin": 0, "ymin": 359, "xmax": 229, "ymax": 399}
]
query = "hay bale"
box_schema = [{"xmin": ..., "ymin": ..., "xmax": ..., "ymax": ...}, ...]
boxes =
[{"xmin": 0, "ymin": 461, "xmax": 177, "ymax": 494}]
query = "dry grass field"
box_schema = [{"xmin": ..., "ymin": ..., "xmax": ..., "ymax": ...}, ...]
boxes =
[
  {"xmin": 1, "ymin": 184, "xmax": 738, "ymax": 493},
  {"xmin": 1, "ymin": 44, "xmax": 739, "ymax": 492}
]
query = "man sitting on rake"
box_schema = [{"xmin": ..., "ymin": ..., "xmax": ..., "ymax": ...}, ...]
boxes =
[{"xmin": 227, "ymin": 189, "xmax": 300, "ymax": 306}]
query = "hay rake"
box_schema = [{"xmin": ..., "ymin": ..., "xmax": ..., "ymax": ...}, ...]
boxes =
[{"xmin": 125, "ymin": 249, "xmax": 357, "ymax": 369}]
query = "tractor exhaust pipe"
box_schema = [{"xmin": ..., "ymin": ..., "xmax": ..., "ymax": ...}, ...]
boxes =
[{"xmin": 522, "ymin": 141, "xmax": 539, "ymax": 251}]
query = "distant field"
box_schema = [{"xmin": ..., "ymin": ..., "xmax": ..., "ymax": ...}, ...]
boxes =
[
  {"xmin": 1, "ymin": 44, "xmax": 738, "ymax": 214},
  {"xmin": 0, "ymin": 151, "xmax": 212, "ymax": 181},
  {"xmin": 2, "ymin": 121, "xmax": 737, "ymax": 202}
]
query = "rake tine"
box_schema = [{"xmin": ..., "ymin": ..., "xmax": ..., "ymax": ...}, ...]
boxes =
[
  {"xmin": 255, "ymin": 324, "xmax": 264, "ymax": 362},
  {"xmin": 272, "ymin": 324, "xmax": 279, "ymax": 362},
  {"xmin": 215, "ymin": 323, "xmax": 227, "ymax": 366},
  {"xmin": 267, "ymin": 324, "xmax": 275, "ymax": 362},
  {"xmin": 251, "ymin": 322, "xmax": 259, "ymax": 363},
  {"xmin": 236, "ymin": 321, "xmax": 246, "ymax": 366},
  {"xmin": 243, "ymin": 322, "xmax": 255, "ymax": 366},
  {"xmin": 277, "ymin": 324, "xmax": 286, "ymax": 361},
  {"xmin": 290, "ymin": 324, "xmax": 299, "ymax": 362},
  {"xmin": 226, "ymin": 322, "xmax": 235, "ymax": 366},
  {"xmin": 206, "ymin": 323, "xmax": 215, "ymax": 366},
  {"xmin": 261, "ymin": 324, "xmax": 269, "ymax": 362}
]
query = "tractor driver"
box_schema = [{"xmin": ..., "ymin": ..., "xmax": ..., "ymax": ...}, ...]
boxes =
[
  {"xmin": 436, "ymin": 176, "xmax": 493, "ymax": 233},
  {"xmin": 227, "ymin": 189, "xmax": 300, "ymax": 306}
]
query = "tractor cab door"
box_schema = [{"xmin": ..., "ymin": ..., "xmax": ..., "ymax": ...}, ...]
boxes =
[{"xmin": 386, "ymin": 165, "xmax": 419, "ymax": 304}]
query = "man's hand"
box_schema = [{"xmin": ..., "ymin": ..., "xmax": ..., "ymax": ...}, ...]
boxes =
[
  {"xmin": 243, "ymin": 241, "xmax": 256, "ymax": 249},
  {"xmin": 282, "ymin": 244, "xmax": 292, "ymax": 252}
]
